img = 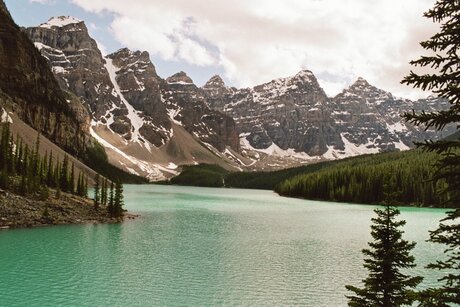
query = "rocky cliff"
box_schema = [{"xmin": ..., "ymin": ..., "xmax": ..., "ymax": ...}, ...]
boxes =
[
  {"xmin": 25, "ymin": 17, "xmax": 243, "ymax": 179},
  {"xmin": 204, "ymin": 72, "xmax": 454, "ymax": 161},
  {"xmin": 22, "ymin": 13, "xmax": 455, "ymax": 177},
  {"xmin": 0, "ymin": 4, "xmax": 89, "ymax": 156}
]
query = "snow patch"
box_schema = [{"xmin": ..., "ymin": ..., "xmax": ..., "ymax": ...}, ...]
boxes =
[
  {"xmin": 1, "ymin": 108, "xmax": 12, "ymax": 123},
  {"xmin": 104, "ymin": 57, "xmax": 146, "ymax": 144},
  {"xmin": 89, "ymin": 123, "xmax": 179, "ymax": 181},
  {"xmin": 240, "ymin": 136, "xmax": 317, "ymax": 160},
  {"xmin": 40, "ymin": 16, "xmax": 82, "ymax": 28}
]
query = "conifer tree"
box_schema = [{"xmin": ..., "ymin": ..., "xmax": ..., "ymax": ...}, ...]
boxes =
[
  {"xmin": 84, "ymin": 174, "xmax": 88, "ymax": 197},
  {"xmin": 108, "ymin": 181, "xmax": 114, "ymax": 215},
  {"xmin": 7, "ymin": 134, "xmax": 14, "ymax": 174},
  {"xmin": 69, "ymin": 162, "xmax": 75, "ymax": 194},
  {"xmin": 0, "ymin": 122, "xmax": 10, "ymax": 170},
  {"xmin": 15, "ymin": 135, "xmax": 23, "ymax": 174},
  {"xmin": 345, "ymin": 206, "xmax": 422, "ymax": 306},
  {"xmin": 94, "ymin": 173, "xmax": 100, "ymax": 209},
  {"xmin": 60, "ymin": 154, "xmax": 69, "ymax": 192},
  {"xmin": 14, "ymin": 134, "xmax": 20, "ymax": 173},
  {"xmin": 46, "ymin": 151, "xmax": 53, "ymax": 187},
  {"xmin": 113, "ymin": 181, "xmax": 124, "ymax": 218},
  {"xmin": 402, "ymin": 1, "xmax": 460, "ymax": 304},
  {"xmin": 53, "ymin": 157, "xmax": 60, "ymax": 189}
]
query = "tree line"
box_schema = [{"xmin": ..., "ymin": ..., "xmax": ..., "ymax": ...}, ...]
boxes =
[
  {"xmin": 0, "ymin": 122, "xmax": 88, "ymax": 198},
  {"xmin": 0, "ymin": 122, "xmax": 124, "ymax": 218},
  {"xmin": 275, "ymin": 150, "xmax": 451, "ymax": 208}
]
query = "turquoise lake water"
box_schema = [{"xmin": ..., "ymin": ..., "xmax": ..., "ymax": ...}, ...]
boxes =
[{"xmin": 0, "ymin": 185, "xmax": 447, "ymax": 306}]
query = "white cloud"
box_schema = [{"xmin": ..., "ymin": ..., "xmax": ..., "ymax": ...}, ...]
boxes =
[
  {"xmin": 71, "ymin": 0, "xmax": 439, "ymax": 99},
  {"xmin": 29, "ymin": 0, "xmax": 54, "ymax": 4}
]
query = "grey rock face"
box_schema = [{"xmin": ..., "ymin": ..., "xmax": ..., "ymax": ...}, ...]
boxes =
[
  {"xmin": 163, "ymin": 72, "xmax": 240, "ymax": 152},
  {"xmin": 26, "ymin": 18, "xmax": 240, "ymax": 152},
  {"xmin": 25, "ymin": 17, "xmax": 115, "ymax": 118},
  {"xmin": 205, "ymin": 70, "xmax": 340, "ymax": 155},
  {"xmin": 204, "ymin": 72, "xmax": 454, "ymax": 157}
]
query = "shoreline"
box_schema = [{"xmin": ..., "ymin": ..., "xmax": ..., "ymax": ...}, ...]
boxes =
[{"xmin": 0, "ymin": 189, "xmax": 138, "ymax": 230}]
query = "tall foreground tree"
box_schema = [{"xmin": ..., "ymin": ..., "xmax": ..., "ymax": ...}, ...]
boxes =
[
  {"xmin": 345, "ymin": 206, "xmax": 422, "ymax": 306},
  {"xmin": 402, "ymin": 0, "xmax": 460, "ymax": 304}
]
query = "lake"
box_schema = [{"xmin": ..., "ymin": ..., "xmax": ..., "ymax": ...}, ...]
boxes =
[{"xmin": 0, "ymin": 185, "xmax": 447, "ymax": 306}]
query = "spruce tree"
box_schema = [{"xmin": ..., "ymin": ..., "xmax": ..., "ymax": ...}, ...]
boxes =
[
  {"xmin": 345, "ymin": 206, "xmax": 423, "ymax": 306},
  {"xmin": 108, "ymin": 181, "xmax": 114, "ymax": 216},
  {"xmin": 69, "ymin": 162, "xmax": 75, "ymax": 194},
  {"xmin": 402, "ymin": 1, "xmax": 460, "ymax": 304},
  {"xmin": 0, "ymin": 122, "xmax": 10, "ymax": 170},
  {"xmin": 113, "ymin": 181, "xmax": 124, "ymax": 218},
  {"xmin": 94, "ymin": 173, "xmax": 100, "ymax": 209},
  {"xmin": 84, "ymin": 175, "xmax": 88, "ymax": 197},
  {"xmin": 46, "ymin": 151, "xmax": 53, "ymax": 187},
  {"xmin": 60, "ymin": 154, "xmax": 69, "ymax": 192}
]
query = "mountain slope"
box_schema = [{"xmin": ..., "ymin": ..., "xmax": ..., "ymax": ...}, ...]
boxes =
[
  {"xmin": 0, "ymin": 6, "xmax": 89, "ymax": 156},
  {"xmin": 204, "ymin": 73, "xmax": 454, "ymax": 163},
  {"xmin": 25, "ymin": 19, "xmax": 244, "ymax": 180}
]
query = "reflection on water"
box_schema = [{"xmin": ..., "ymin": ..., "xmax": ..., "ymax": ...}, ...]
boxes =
[{"xmin": 0, "ymin": 185, "xmax": 446, "ymax": 306}]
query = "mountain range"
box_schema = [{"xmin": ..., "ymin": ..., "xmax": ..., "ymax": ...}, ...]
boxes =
[{"xmin": 2, "ymin": 11, "xmax": 454, "ymax": 181}]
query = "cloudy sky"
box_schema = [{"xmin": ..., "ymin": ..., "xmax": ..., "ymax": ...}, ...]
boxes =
[{"xmin": 6, "ymin": 0, "xmax": 438, "ymax": 99}]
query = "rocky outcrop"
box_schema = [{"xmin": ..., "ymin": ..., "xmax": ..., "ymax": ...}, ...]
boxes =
[
  {"xmin": 24, "ymin": 17, "xmax": 117, "ymax": 119},
  {"xmin": 205, "ymin": 70, "xmax": 340, "ymax": 155},
  {"xmin": 0, "ymin": 188, "xmax": 136, "ymax": 229},
  {"xmin": 204, "ymin": 71, "xmax": 454, "ymax": 159},
  {"xmin": 0, "ymin": 6, "xmax": 89, "ymax": 156},
  {"xmin": 163, "ymin": 72, "xmax": 240, "ymax": 152},
  {"xmin": 24, "ymin": 16, "xmax": 242, "ymax": 179}
]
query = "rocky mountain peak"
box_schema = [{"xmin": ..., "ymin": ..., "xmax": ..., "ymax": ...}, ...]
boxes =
[
  {"xmin": 293, "ymin": 69, "xmax": 315, "ymax": 81},
  {"xmin": 109, "ymin": 47, "xmax": 150, "ymax": 62},
  {"xmin": 167, "ymin": 71, "xmax": 194, "ymax": 85},
  {"xmin": 39, "ymin": 16, "xmax": 84, "ymax": 30},
  {"xmin": 0, "ymin": 0, "xmax": 11, "ymax": 18},
  {"xmin": 203, "ymin": 75, "xmax": 226, "ymax": 88}
]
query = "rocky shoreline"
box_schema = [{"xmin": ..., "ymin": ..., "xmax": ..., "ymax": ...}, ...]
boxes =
[{"xmin": 0, "ymin": 189, "xmax": 137, "ymax": 229}]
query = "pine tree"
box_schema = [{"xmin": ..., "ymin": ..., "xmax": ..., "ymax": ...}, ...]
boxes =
[
  {"xmin": 102, "ymin": 178, "xmax": 108, "ymax": 206},
  {"xmin": 113, "ymin": 181, "xmax": 124, "ymax": 218},
  {"xmin": 0, "ymin": 122, "xmax": 10, "ymax": 170},
  {"xmin": 402, "ymin": 1, "xmax": 460, "ymax": 304},
  {"xmin": 345, "ymin": 206, "xmax": 423, "ymax": 306},
  {"xmin": 46, "ymin": 151, "xmax": 53, "ymax": 187},
  {"xmin": 94, "ymin": 173, "xmax": 100, "ymax": 209},
  {"xmin": 108, "ymin": 181, "xmax": 114, "ymax": 216},
  {"xmin": 53, "ymin": 157, "xmax": 60, "ymax": 189},
  {"xmin": 84, "ymin": 174, "xmax": 88, "ymax": 198},
  {"xmin": 60, "ymin": 154, "xmax": 69, "ymax": 192},
  {"xmin": 69, "ymin": 162, "xmax": 75, "ymax": 194}
]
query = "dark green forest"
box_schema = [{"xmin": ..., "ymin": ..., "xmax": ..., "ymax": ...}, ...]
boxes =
[
  {"xmin": 167, "ymin": 164, "xmax": 230, "ymax": 187},
  {"xmin": 167, "ymin": 149, "xmax": 454, "ymax": 208},
  {"xmin": 0, "ymin": 122, "xmax": 88, "ymax": 199},
  {"xmin": 275, "ymin": 150, "xmax": 450, "ymax": 207},
  {"xmin": 0, "ymin": 122, "xmax": 125, "ymax": 218}
]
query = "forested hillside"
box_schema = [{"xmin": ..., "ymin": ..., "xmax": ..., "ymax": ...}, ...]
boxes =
[{"xmin": 275, "ymin": 150, "xmax": 450, "ymax": 207}]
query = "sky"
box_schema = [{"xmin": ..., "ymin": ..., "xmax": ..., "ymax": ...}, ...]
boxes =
[{"xmin": 5, "ymin": 0, "xmax": 439, "ymax": 99}]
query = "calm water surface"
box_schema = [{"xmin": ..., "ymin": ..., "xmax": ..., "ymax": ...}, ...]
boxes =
[{"xmin": 0, "ymin": 185, "xmax": 447, "ymax": 306}]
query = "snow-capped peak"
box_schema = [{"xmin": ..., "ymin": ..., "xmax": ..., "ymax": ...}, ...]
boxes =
[{"xmin": 40, "ymin": 16, "xmax": 82, "ymax": 29}]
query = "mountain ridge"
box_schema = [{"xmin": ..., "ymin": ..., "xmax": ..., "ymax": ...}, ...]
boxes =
[{"xmin": 22, "ymin": 15, "xmax": 456, "ymax": 179}]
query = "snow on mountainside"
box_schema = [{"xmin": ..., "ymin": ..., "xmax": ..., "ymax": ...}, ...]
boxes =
[
  {"xmin": 204, "ymin": 72, "xmax": 454, "ymax": 167},
  {"xmin": 25, "ymin": 18, "xmax": 244, "ymax": 180},
  {"xmin": 39, "ymin": 16, "xmax": 82, "ymax": 28},
  {"xmin": 24, "ymin": 15, "xmax": 456, "ymax": 178}
]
